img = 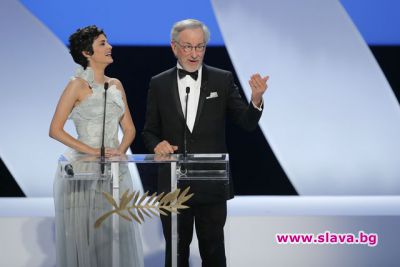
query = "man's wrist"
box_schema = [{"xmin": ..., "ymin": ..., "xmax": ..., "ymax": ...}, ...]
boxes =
[{"xmin": 251, "ymin": 98, "xmax": 263, "ymax": 111}]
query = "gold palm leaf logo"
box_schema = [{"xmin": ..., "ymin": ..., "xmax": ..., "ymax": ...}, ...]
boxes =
[{"xmin": 95, "ymin": 187, "xmax": 193, "ymax": 228}]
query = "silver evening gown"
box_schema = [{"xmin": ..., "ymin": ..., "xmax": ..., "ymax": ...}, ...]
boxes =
[{"xmin": 54, "ymin": 67, "xmax": 144, "ymax": 267}]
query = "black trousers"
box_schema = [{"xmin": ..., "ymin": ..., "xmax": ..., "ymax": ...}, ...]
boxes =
[{"xmin": 161, "ymin": 201, "xmax": 227, "ymax": 267}]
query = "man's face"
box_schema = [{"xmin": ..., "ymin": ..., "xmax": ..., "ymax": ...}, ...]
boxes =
[{"xmin": 171, "ymin": 28, "xmax": 206, "ymax": 72}]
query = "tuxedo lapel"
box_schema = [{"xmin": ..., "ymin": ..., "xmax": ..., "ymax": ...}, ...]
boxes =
[
  {"xmin": 169, "ymin": 67, "xmax": 185, "ymax": 122},
  {"xmin": 192, "ymin": 65, "xmax": 209, "ymax": 133}
]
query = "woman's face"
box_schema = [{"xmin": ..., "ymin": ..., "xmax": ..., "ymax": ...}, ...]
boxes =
[{"xmin": 87, "ymin": 34, "xmax": 113, "ymax": 66}]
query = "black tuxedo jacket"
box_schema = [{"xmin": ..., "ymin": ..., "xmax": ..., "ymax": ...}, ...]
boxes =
[{"xmin": 142, "ymin": 65, "xmax": 262, "ymax": 203}]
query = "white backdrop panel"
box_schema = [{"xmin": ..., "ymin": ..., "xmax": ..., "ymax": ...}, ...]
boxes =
[{"xmin": 212, "ymin": 0, "xmax": 400, "ymax": 195}]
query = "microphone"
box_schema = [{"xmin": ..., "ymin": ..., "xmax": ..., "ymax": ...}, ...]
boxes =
[
  {"xmin": 100, "ymin": 82, "xmax": 109, "ymax": 175},
  {"xmin": 183, "ymin": 86, "xmax": 190, "ymax": 159},
  {"xmin": 64, "ymin": 164, "xmax": 74, "ymax": 177}
]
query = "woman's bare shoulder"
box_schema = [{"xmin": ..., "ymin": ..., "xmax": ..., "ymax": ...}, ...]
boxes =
[
  {"xmin": 66, "ymin": 77, "xmax": 89, "ymax": 92},
  {"xmin": 107, "ymin": 77, "xmax": 124, "ymax": 91}
]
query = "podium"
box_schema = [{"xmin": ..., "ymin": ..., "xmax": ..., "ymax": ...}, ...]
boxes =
[{"xmin": 58, "ymin": 153, "xmax": 229, "ymax": 267}]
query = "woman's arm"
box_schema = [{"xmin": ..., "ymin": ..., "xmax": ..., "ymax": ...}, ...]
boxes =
[
  {"xmin": 49, "ymin": 79, "xmax": 100, "ymax": 156},
  {"xmin": 113, "ymin": 79, "xmax": 136, "ymax": 154}
]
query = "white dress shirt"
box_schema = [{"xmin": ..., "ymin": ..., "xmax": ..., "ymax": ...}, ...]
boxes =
[{"xmin": 177, "ymin": 63, "xmax": 202, "ymax": 132}]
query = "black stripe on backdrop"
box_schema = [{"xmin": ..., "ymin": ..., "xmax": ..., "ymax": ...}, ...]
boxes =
[{"xmin": 0, "ymin": 157, "xmax": 25, "ymax": 197}]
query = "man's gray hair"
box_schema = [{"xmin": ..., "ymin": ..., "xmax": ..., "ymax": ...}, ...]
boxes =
[{"xmin": 171, "ymin": 19, "xmax": 210, "ymax": 43}]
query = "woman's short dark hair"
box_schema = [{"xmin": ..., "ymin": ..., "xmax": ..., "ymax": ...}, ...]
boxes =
[{"xmin": 68, "ymin": 25, "xmax": 106, "ymax": 68}]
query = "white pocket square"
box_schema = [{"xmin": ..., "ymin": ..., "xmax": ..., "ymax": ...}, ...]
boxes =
[{"xmin": 206, "ymin": 91, "xmax": 218, "ymax": 99}]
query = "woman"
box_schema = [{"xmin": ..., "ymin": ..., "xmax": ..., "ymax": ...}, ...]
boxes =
[{"xmin": 50, "ymin": 25, "xmax": 143, "ymax": 267}]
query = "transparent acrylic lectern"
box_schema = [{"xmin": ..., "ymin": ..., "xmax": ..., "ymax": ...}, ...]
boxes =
[{"xmin": 58, "ymin": 153, "xmax": 229, "ymax": 267}]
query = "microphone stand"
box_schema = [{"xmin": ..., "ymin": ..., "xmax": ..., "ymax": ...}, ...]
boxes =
[
  {"xmin": 180, "ymin": 86, "xmax": 190, "ymax": 175},
  {"xmin": 183, "ymin": 86, "xmax": 190, "ymax": 159},
  {"xmin": 100, "ymin": 82, "xmax": 109, "ymax": 175}
]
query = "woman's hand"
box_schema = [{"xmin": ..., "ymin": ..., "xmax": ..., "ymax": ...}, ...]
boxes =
[
  {"xmin": 105, "ymin": 148, "xmax": 124, "ymax": 157},
  {"xmin": 86, "ymin": 147, "xmax": 123, "ymax": 157}
]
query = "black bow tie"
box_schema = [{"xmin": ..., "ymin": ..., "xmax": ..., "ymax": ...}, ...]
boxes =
[{"xmin": 178, "ymin": 68, "xmax": 198, "ymax": 80}]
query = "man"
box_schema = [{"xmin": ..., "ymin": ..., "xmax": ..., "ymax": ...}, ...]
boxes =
[{"xmin": 142, "ymin": 19, "xmax": 268, "ymax": 267}]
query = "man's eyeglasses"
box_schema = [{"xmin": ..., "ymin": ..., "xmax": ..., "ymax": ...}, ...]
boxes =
[{"xmin": 175, "ymin": 42, "xmax": 206, "ymax": 52}]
